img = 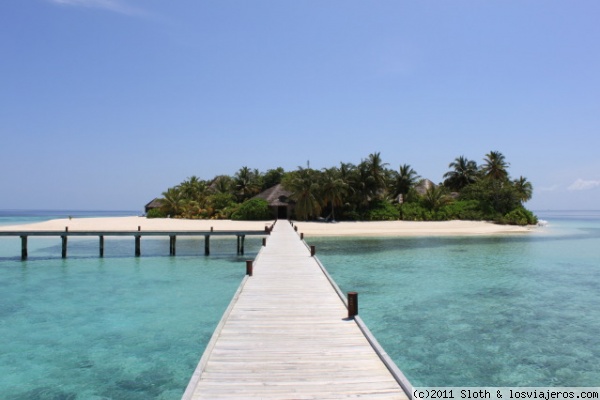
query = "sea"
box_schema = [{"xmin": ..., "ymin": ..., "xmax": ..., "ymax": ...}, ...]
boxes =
[{"xmin": 0, "ymin": 210, "xmax": 598, "ymax": 398}]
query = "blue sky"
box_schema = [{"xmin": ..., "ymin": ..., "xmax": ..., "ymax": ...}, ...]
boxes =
[{"xmin": 1, "ymin": 1, "xmax": 599, "ymax": 211}]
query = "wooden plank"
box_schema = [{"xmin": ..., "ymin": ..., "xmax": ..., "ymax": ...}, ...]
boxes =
[{"xmin": 182, "ymin": 221, "xmax": 410, "ymax": 399}]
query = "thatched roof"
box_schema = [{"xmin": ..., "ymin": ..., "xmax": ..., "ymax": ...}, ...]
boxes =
[
  {"xmin": 415, "ymin": 179, "xmax": 436, "ymax": 196},
  {"xmin": 253, "ymin": 184, "xmax": 293, "ymax": 207},
  {"xmin": 145, "ymin": 198, "xmax": 164, "ymax": 210}
]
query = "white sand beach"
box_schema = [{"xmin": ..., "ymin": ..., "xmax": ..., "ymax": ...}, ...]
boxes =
[{"xmin": 0, "ymin": 216, "xmax": 533, "ymax": 236}]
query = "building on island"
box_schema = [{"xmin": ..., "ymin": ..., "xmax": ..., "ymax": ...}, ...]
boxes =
[
  {"xmin": 252, "ymin": 184, "xmax": 294, "ymax": 220},
  {"xmin": 144, "ymin": 198, "xmax": 164, "ymax": 214}
]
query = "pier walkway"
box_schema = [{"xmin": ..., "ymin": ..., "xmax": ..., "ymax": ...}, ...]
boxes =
[{"xmin": 183, "ymin": 221, "xmax": 410, "ymax": 399}]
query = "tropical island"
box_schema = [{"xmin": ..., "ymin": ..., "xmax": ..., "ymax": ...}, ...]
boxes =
[{"xmin": 146, "ymin": 151, "xmax": 537, "ymax": 226}]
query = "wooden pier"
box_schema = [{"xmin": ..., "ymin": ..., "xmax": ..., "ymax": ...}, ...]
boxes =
[
  {"xmin": 0, "ymin": 227, "xmax": 271, "ymax": 259},
  {"xmin": 182, "ymin": 221, "xmax": 412, "ymax": 399}
]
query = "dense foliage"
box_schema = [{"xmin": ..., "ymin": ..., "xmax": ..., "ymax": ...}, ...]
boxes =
[
  {"xmin": 148, "ymin": 151, "xmax": 537, "ymax": 225},
  {"xmin": 231, "ymin": 199, "xmax": 272, "ymax": 221}
]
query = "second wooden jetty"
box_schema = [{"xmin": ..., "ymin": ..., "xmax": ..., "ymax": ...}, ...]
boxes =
[{"xmin": 0, "ymin": 226, "xmax": 271, "ymax": 259}]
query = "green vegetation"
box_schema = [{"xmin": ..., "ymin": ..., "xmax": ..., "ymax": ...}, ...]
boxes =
[
  {"xmin": 148, "ymin": 151, "xmax": 537, "ymax": 225},
  {"xmin": 231, "ymin": 199, "xmax": 272, "ymax": 221}
]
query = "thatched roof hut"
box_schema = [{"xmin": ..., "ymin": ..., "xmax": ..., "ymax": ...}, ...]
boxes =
[
  {"xmin": 144, "ymin": 198, "xmax": 164, "ymax": 214},
  {"xmin": 252, "ymin": 184, "xmax": 294, "ymax": 219}
]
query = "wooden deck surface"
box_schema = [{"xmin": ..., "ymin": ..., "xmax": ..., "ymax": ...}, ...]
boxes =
[{"xmin": 182, "ymin": 221, "xmax": 409, "ymax": 399}]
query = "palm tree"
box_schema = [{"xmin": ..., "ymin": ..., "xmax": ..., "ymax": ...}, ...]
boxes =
[
  {"xmin": 284, "ymin": 167, "xmax": 322, "ymax": 220},
  {"xmin": 422, "ymin": 185, "xmax": 449, "ymax": 211},
  {"xmin": 320, "ymin": 167, "xmax": 349, "ymax": 221},
  {"xmin": 337, "ymin": 162, "xmax": 356, "ymax": 184},
  {"xmin": 394, "ymin": 164, "xmax": 420, "ymax": 200},
  {"xmin": 262, "ymin": 167, "xmax": 285, "ymax": 190},
  {"xmin": 351, "ymin": 162, "xmax": 375, "ymax": 208},
  {"xmin": 481, "ymin": 151, "xmax": 509, "ymax": 181},
  {"xmin": 210, "ymin": 175, "xmax": 234, "ymax": 194},
  {"xmin": 235, "ymin": 166, "xmax": 261, "ymax": 202},
  {"xmin": 161, "ymin": 187, "xmax": 184, "ymax": 216},
  {"xmin": 364, "ymin": 152, "xmax": 389, "ymax": 197},
  {"xmin": 513, "ymin": 176, "xmax": 533, "ymax": 203},
  {"xmin": 443, "ymin": 156, "xmax": 478, "ymax": 191}
]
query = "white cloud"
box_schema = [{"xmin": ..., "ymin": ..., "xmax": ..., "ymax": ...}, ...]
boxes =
[
  {"xmin": 568, "ymin": 179, "xmax": 600, "ymax": 191},
  {"xmin": 48, "ymin": 0, "xmax": 143, "ymax": 16}
]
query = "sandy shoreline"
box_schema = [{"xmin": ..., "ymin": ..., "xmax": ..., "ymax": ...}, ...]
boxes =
[{"xmin": 0, "ymin": 216, "xmax": 534, "ymax": 236}]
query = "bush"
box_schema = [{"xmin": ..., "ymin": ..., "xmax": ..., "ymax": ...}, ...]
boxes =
[
  {"xmin": 399, "ymin": 202, "xmax": 428, "ymax": 221},
  {"xmin": 365, "ymin": 200, "xmax": 400, "ymax": 221},
  {"xmin": 439, "ymin": 200, "xmax": 487, "ymax": 220},
  {"xmin": 146, "ymin": 208, "xmax": 166, "ymax": 218},
  {"xmin": 500, "ymin": 207, "xmax": 538, "ymax": 226},
  {"xmin": 231, "ymin": 199, "xmax": 272, "ymax": 220}
]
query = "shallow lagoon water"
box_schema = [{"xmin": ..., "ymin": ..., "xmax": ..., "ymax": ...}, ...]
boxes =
[
  {"xmin": 0, "ymin": 219, "xmax": 259, "ymax": 399},
  {"xmin": 1, "ymin": 211, "xmax": 598, "ymax": 397},
  {"xmin": 313, "ymin": 211, "xmax": 600, "ymax": 386}
]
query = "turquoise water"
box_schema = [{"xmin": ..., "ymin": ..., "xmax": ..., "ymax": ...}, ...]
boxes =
[
  {"xmin": 2, "ymin": 211, "xmax": 598, "ymax": 397},
  {"xmin": 0, "ymin": 212, "xmax": 260, "ymax": 399},
  {"xmin": 312, "ymin": 211, "xmax": 600, "ymax": 387}
]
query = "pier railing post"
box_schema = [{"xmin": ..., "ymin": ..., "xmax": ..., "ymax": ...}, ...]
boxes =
[
  {"xmin": 61, "ymin": 236, "xmax": 68, "ymax": 258},
  {"xmin": 262, "ymin": 237, "xmax": 266, "ymax": 247},
  {"xmin": 310, "ymin": 245, "xmax": 316, "ymax": 257},
  {"xmin": 99, "ymin": 236, "xmax": 104, "ymax": 258},
  {"xmin": 20, "ymin": 236, "xmax": 28, "ymax": 260},
  {"xmin": 246, "ymin": 260, "xmax": 253, "ymax": 276},
  {"xmin": 170, "ymin": 235, "xmax": 176, "ymax": 256},
  {"xmin": 135, "ymin": 235, "xmax": 141, "ymax": 257},
  {"xmin": 347, "ymin": 292, "xmax": 358, "ymax": 319},
  {"xmin": 62, "ymin": 227, "xmax": 68, "ymax": 258}
]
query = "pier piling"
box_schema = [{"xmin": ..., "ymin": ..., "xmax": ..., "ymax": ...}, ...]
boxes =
[
  {"xmin": 135, "ymin": 235, "xmax": 141, "ymax": 257},
  {"xmin": 61, "ymin": 235, "xmax": 68, "ymax": 258},
  {"xmin": 169, "ymin": 235, "xmax": 176, "ymax": 256},
  {"xmin": 99, "ymin": 236, "xmax": 104, "ymax": 257},
  {"xmin": 20, "ymin": 236, "xmax": 27, "ymax": 260}
]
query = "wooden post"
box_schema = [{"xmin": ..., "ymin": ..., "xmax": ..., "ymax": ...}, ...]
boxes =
[
  {"xmin": 300, "ymin": 232, "xmax": 304, "ymax": 240},
  {"xmin": 236, "ymin": 236, "xmax": 240, "ymax": 254},
  {"xmin": 169, "ymin": 235, "xmax": 176, "ymax": 256},
  {"xmin": 294, "ymin": 226, "xmax": 298, "ymax": 232},
  {"xmin": 210, "ymin": 227, "xmax": 214, "ymax": 232},
  {"xmin": 20, "ymin": 236, "xmax": 28, "ymax": 260},
  {"xmin": 347, "ymin": 292, "xmax": 358, "ymax": 319},
  {"xmin": 135, "ymin": 235, "xmax": 141, "ymax": 257},
  {"xmin": 246, "ymin": 260, "xmax": 253, "ymax": 276},
  {"xmin": 99, "ymin": 236, "xmax": 104, "ymax": 258},
  {"xmin": 262, "ymin": 237, "xmax": 266, "ymax": 246},
  {"xmin": 310, "ymin": 245, "xmax": 316, "ymax": 257},
  {"xmin": 61, "ymin": 235, "xmax": 68, "ymax": 258},
  {"xmin": 204, "ymin": 235, "xmax": 210, "ymax": 256}
]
